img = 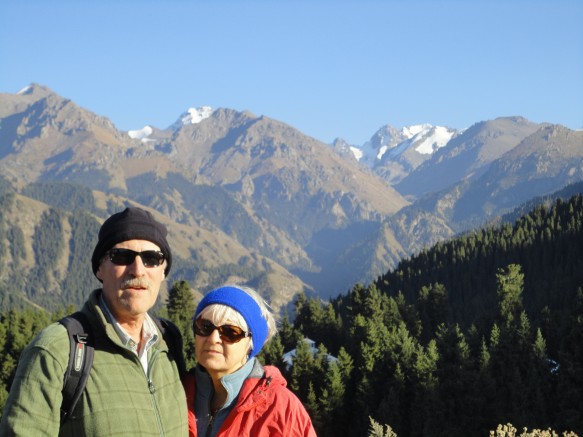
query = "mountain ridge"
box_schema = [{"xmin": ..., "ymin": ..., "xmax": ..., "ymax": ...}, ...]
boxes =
[{"xmin": 1, "ymin": 83, "xmax": 582, "ymax": 306}]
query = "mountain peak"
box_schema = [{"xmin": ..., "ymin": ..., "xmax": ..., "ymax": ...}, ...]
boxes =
[
  {"xmin": 401, "ymin": 123, "xmax": 433, "ymax": 139},
  {"xmin": 397, "ymin": 125, "xmax": 458, "ymax": 156},
  {"xmin": 172, "ymin": 106, "xmax": 213, "ymax": 129},
  {"xmin": 11, "ymin": 83, "xmax": 56, "ymax": 102},
  {"xmin": 355, "ymin": 123, "xmax": 458, "ymax": 165},
  {"xmin": 16, "ymin": 85, "xmax": 35, "ymax": 95}
]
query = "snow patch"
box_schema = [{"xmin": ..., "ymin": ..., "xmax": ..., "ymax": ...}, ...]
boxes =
[
  {"xmin": 377, "ymin": 145, "xmax": 388, "ymax": 160},
  {"xmin": 414, "ymin": 126, "xmax": 455, "ymax": 155},
  {"xmin": 128, "ymin": 125, "xmax": 153, "ymax": 141},
  {"xmin": 350, "ymin": 146, "xmax": 363, "ymax": 161},
  {"xmin": 402, "ymin": 124, "xmax": 432, "ymax": 139},
  {"xmin": 17, "ymin": 85, "xmax": 33, "ymax": 95},
  {"xmin": 180, "ymin": 106, "xmax": 213, "ymax": 125}
]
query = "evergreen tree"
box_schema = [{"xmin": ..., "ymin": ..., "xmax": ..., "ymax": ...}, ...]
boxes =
[
  {"xmin": 278, "ymin": 313, "xmax": 303, "ymax": 352},
  {"xmin": 556, "ymin": 288, "xmax": 583, "ymax": 434},
  {"xmin": 496, "ymin": 264, "xmax": 524, "ymax": 327},
  {"xmin": 410, "ymin": 339, "xmax": 439, "ymax": 436},
  {"xmin": 524, "ymin": 328, "xmax": 552, "ymax": 428},
  {"xmin": 318, "ymin": 358, "xmax": 347, "ymax": 437},
  {"xmin": 0, "ymin": 308, "xmax": 52, "ymax": 418},
  {"xmin": 417, "ymin": 282, "xmax": 448, "ymax": 342},
  {"xmin": 166, "ymin": 280, "xmax": 196, "ymax": 368},
  {"xmin": 260, "ymin": 333, "xmax": 285, "ymax": 368},
  {"xmin": 304, "ymin": 382, "xmax": 322, "ymax": 432},
  {"xmin": 434, "ymin": 323, "xmax": 473, "ymax": 436},
  {"xmin": 288, "ymin": 338, "xmax": 315, "ymax": 399}
]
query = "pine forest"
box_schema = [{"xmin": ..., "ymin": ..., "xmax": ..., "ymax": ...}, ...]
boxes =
[{"xmin": 1, "ymin": 193, "xmax": 582, "ymax": 436}]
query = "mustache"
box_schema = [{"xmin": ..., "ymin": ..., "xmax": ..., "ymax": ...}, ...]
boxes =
[{"xmin": 121, "ymin": 278, "xmax": 152, "ymax": 289}]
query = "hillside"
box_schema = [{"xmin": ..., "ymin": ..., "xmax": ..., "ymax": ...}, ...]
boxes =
[
  {"xmin": 6, "ymin": 186, "xmax": 581, "ymax": 436},
  {"xmin": 0, "ymin": 84, "xmax": 414, "ymax": 302},
  {"xmin": 1, "ymin": 84, "xmax": 582, "ymax": 307},
  {"xmin": 0, "ymin": 183, "xmax": 304, "ymax": 314},
  {"xmin": 284, "ymin": 192, "xmax": 583, "ymax": 436}
]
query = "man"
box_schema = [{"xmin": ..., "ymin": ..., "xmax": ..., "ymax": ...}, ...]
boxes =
[{"xmin": 0, "ymin": 207, "xmax": 188, "ymax": 436}]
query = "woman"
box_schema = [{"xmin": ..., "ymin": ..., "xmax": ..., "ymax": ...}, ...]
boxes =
[{"xmin": 183, "ymin": 285, "xmax": 317, "ymax": 437}]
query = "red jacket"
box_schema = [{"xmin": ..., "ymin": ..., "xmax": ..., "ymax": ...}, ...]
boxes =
[{"xmin": 183, "ymin": 364, "xmax": 317, "ymax": 437}]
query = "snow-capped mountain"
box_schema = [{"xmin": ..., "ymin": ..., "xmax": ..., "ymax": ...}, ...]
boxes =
[
  {"xmin": 386, "ymin": 125, "xmax": 458, "ymax": 158},
  {"xmin": 347, "ymin": 123, "xmax": 460, "ymax": 185},
  {"xmin": 174, "ymin": 106, "xmax": 213, "ymax": 126},
  {"xmin": 2, "ymin": 84, "xmax": 583, "ymax": 306},
  {"xmin": 355, "ymin": 124, "xmax": 459, "ymax": 164},
  {"xmin": 127, "ymin": 106, "xmax": 214, "ymax": 142},
  {"xmin": 356, "ymin": 125, "xmax": 408, "ymax": 166}
]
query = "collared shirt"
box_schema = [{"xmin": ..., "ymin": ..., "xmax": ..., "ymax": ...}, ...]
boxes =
[
  {"xmin": 99, "ymin": 294, "xmax": 159, "ymax": 373},
  {"xmin": 194, "ymin": 358, "xmax": 256, "ymax": 437}
]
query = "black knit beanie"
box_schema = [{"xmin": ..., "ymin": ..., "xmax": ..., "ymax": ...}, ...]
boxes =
[{"xmin": 91, "ymin": 207, "xmax": 172, "ymax": 279}]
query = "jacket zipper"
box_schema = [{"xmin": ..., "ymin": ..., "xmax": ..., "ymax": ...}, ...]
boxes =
[
  {"xmin": 146, "ymin": 348, "xmax": 165, "ymax": 436},
  {"xmin": 205, "ymin": 411, "xmax": 215, "ymax": 437}
]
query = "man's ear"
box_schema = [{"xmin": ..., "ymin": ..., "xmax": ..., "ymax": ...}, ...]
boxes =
[{"xmin": 96, "ymin": 266, "xmax": 103, "ymax": 281}]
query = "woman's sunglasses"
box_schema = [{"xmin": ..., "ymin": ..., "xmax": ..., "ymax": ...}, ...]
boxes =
[
  {"xmin": 107, "ymin": 248, "xmax": 165, "ymax": 268},
  {"xmin": 194, "ymin": 318, "xmax": 250, "ymax": 343}
]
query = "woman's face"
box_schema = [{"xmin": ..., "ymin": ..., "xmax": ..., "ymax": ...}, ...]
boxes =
[{"xmin": 195, "ymin": 316, "xmax": 252, "ymax": 380}]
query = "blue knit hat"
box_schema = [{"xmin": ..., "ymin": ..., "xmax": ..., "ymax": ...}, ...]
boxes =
[{"xmin": 194, "ymin": 286, "xmax": 269, "ymax": 358}]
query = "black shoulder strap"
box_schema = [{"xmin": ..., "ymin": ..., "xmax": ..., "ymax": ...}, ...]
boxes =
[
  {"xmin": 154, "ymin": 317, "xmax": 186, "ymax": 377},
  {"xmin": 59, "ymin": 311, "xmax": 94, "ymax": 423}
]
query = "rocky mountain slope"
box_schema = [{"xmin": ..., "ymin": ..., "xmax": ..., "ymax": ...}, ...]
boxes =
[
  {"xmin": 1, "ymin": 84, "xmax": 582, "ymax": 310},
  {"xmin": 0, "ymin": 84, "xmax": 409, "ymax": 306}
]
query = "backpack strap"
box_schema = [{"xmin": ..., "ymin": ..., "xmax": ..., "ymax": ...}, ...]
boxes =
[
  {"xmin": 154, "ymin": 317, "xmax": 186, "ymax": 377},
  {"xmin": 58, "ymin": 313, "xmax": 184, "ymax": 423},
  {"xmin": 59, "ymin": 311, "xmax": 94, "ymax": 423}
]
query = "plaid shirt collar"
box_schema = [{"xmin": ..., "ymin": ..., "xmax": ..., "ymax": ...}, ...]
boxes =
[{"xmin": 98, "ymin": 293, "xmax": 159, "ymax": 357}]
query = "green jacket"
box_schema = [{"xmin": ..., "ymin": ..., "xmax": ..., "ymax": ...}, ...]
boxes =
[{"xmin": 0, "ymin": 289, "xmax": 188, "ymax": 437}]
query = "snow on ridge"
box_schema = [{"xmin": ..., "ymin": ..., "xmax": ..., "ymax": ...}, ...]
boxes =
[
  {"xmin": 17, "ymin": 85, "xmax": 33, "ymax": 95},
  {"xmin": 180, "ymin": 106, "xmax": 213, "ymax": 125},
  {"xmin": 350, "ymin": 146, "xmax": 363, "ymax": 161},
  {"xmin": 348, "ymin": 123, "xmax": 457, "ymax": 163},
  {"xmin": 402, "ymin": 124, "xmax": 432, "ymax": 139},
  {"xmin": 128, "ymin": 125, "xmax": 153, "ymax": 141},
  {"xmin": 414, "ymin": 126, "xmax": 455, "ymax": 155},
  {"xmin": 377, "ymin": 145, "xmax": 388, "ymax": 160},
  {"xmin": 385, "ymin": 124, "xmax": 434, "ymax": 159},
  {"xmin": 387, "ymin": 138, "xmax": 414, "ymax": 159}
]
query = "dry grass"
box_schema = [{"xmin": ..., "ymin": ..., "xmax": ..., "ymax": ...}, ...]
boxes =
[
  {"xmin": 489, "ymin": 423, "xmax": 578, "ymax": 437},
  {"xmin": 367, "ymin": 419, "xmax": 579, "ymax": 437}
]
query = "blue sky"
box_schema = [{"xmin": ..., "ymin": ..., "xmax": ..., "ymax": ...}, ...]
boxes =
[{"xmin": 1, "ymin": 0, "xmax": 582, "ymax": 144}]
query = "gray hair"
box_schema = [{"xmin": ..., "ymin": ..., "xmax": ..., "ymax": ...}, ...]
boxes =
[{"xmin": 196, "ymin": 285, "xmax": 277, "ymax": 351}]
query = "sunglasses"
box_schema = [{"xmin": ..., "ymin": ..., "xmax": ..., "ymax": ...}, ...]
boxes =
[
  {"xmin": 107, "ymin": 248, "xmax": 165, "ymax": 268},
  {"xmin": 194, "ymin": 318, "xmax": 250, "ymax": 343}
]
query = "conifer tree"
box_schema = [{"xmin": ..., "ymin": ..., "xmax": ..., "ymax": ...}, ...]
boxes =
[
  {"xmin": 556, "ymin": 288, "xmax": 583, "ymax": 432},
  {"xmin": 496, "ymin": 264, "xmax": 524, "ymax": 327},
  {"xmin": 417, "ymin": 282, "xmax": 448, "ymax": 341},
  {"xmin": 166, "ymin": 280, "xmax": 196, "ymax": 368},
  {"xmin": 435, "ymin": 323, "xmax": 473, "ymax": 435},
  {"xmin": 321, "ymin": 359, "xmax": 346, "ymax": 429},
  {"xmin": 260, "ymin": 333, "xmax": 285, "ymax": 367},
  {"xmin": 278, "ymin": 312, "xmax": 303, "ymax": 352},
  {"xmin": 304, "ymin": 382, "xmax": 322, "ymax": 432},
  {"xmin": 288, "ymin": 337, "xmax": 315, "ymax": 399},
  {"xmin": 410, "ymin": 339, "xmax": 439, "ymax": 436}
]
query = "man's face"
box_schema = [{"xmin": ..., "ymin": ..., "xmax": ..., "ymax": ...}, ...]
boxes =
[{"xmin": 96, "ymin": 239, "xmax": 166, "ymax": 323}]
